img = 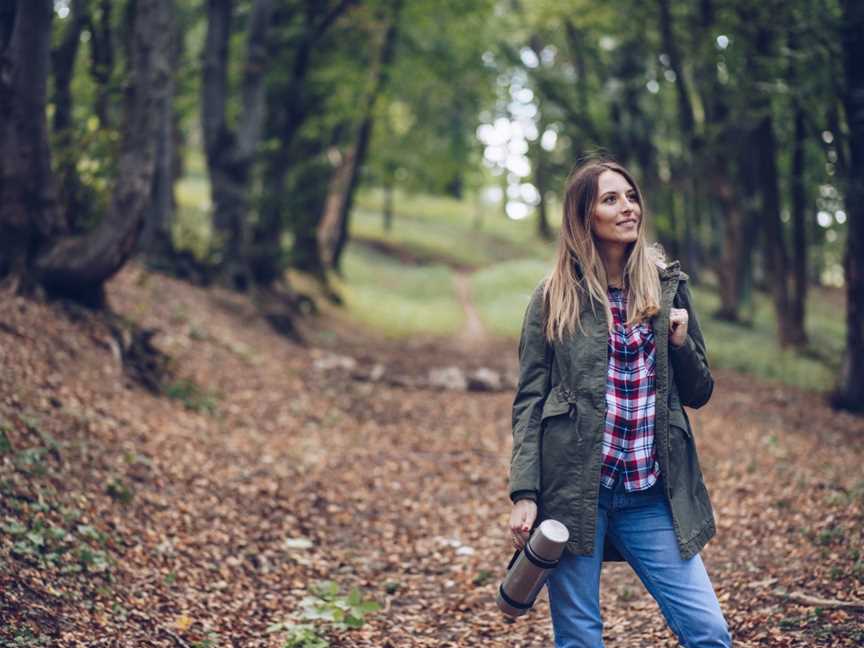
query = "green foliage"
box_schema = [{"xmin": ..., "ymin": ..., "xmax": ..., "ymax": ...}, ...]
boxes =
[
  {"xmin": 163, "ymin": 378, "xmax": 219, "ymax": 414},
  {"xmin": 190, "ymin": 633, "xmax": 221, "ymax": 648},
  {"xmin": 268, "ymin": 580, "xmax": 381, "ymax": 647},
  {"xmin": 366, "ymin": 0, "xmax": 498, "ymax": 196},
  {"xmin": 13, "ymin": 447, "xmax": 49, "ymax": 477},
  {"xmin": 4, "ymin": 515, "xmax": 111, "ymax": 575},
  {"xmin": 278, "ymin": 624, "xmax": 329, "ymax": 648},
  {"xmin": 301, "ymin": 580, "xmax": 382, "ymax": 630},
  {"xmin": 105, "ymin": 478, "xmax": 134, "ymax": 505},
  {"xmin": 472, "ymin": 570, "xmax": 493, "ymax": 586},
  {"xmin": 6, "ymin": 627, "xmax": 53, "ymax": 647}
]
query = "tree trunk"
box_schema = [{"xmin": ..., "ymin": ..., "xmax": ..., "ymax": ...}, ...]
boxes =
[
  {"xmin": 715, "ymin": 194, "xmax": 745, "ymax": 322},
  {"xmin": 533, "ymin": 109, "xmax": 552, "ymax": 241},
  {"xmin": 756, "ymin": 113, "xmax": 793, "ymax": 343},
  {"xmin": 34, "ymin": 0, "xmax": 174, "ymax": 306},
  {"xmin": 788, "ymin": 94, "xmax": 809, "ymax": 346},
  {"xmin": 752, "ymin": 25, "xmax": 794, "ymax": 347},
  {"xmin": 289, "ymin": 146, "xmax": 331, "ymax": 281},
  {"xmin": 52, "ymin": 0, "xmax": 88, "ymax": 134},
  {"xmin": 659, "ymin": 0, "xmax": 711, "ymax": 285},
  {"xmin": 0, "ymin": 1, "xmax": 64, "ymax": 286},
  {"xmin": 318, "ymin": 145, "xmax": 356, "ymax": 267},
  {"xmin": 142, "ymin": 3, "xmax": 179, "ymax": 262},
  {"xmin": 252, "ymin": 1, "xmax": 356, "ymax": 286},
  {"xmin": 328, "ymin": 0, "xmax": 403, "ymax": 273},
  {"xmin": 658, "ymin": 0, "xmax": 694, "ymax": 137},
  {"xmin": 835, "ymin": 0, "xmax": 864, "ymax": 412},
  {"xmin": 201, "ymin": 0, "xmax": 274, "ymax": 288},
  {"xmin": 88, "ymin": 0, "xmax": 115, "ymax": 129}
]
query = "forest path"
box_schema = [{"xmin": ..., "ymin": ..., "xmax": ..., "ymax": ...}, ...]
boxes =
[
  {"xmin": 1, "ymin": 266, "xmax": 862, "ymax": 647},
  {"xmin": 452, "ymin": 270, "xmax": 488, "ymax": 348}
]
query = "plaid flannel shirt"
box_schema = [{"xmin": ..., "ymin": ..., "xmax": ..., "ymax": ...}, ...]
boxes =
[{"xmin": 600, "ymin": 286, "xmax": 661, "ymax": 492}]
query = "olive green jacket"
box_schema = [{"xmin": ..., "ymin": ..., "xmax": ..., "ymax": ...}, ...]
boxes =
[{"xmin": 509, "ymin": 261, "xmax": 716, "ymax": 561}]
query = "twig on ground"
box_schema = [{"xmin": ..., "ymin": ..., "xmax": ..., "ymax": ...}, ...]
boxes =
[
  {"xmin": 773, "ymin": 589, "xmax": 864, "ymax": 610},
  {"xmin": 161, "ymin": 628, "xmax": 193, "ymax": 648}
]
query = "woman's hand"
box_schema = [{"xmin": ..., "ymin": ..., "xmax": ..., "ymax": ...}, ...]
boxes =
[
  {"xmin": 669, "ymin": 307, "xmax": 689, "ymax": 347},
  {"xmin": 509, "ymin": 499, "xmax": 538, "ymax": 549}
]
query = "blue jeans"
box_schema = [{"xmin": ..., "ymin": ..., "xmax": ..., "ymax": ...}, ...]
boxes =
[{"xmin": 546, "ymin": 476, "xmax": 732, "ymax": 647}]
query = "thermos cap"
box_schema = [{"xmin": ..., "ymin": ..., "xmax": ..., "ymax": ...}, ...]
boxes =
[{"xmin": 529, "ymin": 520, "xmax": 569, "ymax": 561}]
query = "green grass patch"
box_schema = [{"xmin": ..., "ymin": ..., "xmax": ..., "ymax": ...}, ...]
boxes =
[
  {"xmin": 470, "ymin": 258, "xmax": 553, "ymax": 337},
  {"xmin": 353, "ymin": 188, "xmax": 556, "ymax": 267},
  {"xmin": 333, "ymin": 243, "xmax": 464, "ymax": 337},
  {"xmin": 163, "ymin": 378, "xmax": 219, "ymax": 414},
  {"xmin": 174, "ymin": 173, "xmax": 213, "ymax": 260},
  {"xmin": 691, "ymin": 286, "xmax": 843, "ymax": 392},
  {"xmin": 171, "ymin": 169, "xmax": 846, "ymax": 392}
]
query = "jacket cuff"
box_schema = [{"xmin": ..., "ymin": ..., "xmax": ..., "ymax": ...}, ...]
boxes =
[
  {"xmin": 670, "ymin": 334, "xmax": 699, "ymax": 371},
  {"xmin": 510, "ymin": 489, "xmax": 538, "ymax": 504}
]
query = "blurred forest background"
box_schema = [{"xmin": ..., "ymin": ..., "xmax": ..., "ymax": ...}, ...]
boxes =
[
  {"xmin": 2, "ymin": 0, "xmax": 864, "ymax": 646},
  {"xmin": 0, "ymin": 0, "xmax": 862, "ymax": 398}
]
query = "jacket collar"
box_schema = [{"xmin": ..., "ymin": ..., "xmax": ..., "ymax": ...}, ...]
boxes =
[{"xmin": 658, "ymin": 259, "xmax": 688, "ymax": 283}]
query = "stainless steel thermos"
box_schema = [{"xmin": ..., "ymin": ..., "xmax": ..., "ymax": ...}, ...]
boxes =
[{"xmin": 497, "ymin": 519, "xmax": 569, "ymax": 617}]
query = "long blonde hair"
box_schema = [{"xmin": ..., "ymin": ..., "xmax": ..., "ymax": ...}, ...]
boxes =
[{"xmin": 544, "ymin": 158, "xmax": 664, "ymax": 341}]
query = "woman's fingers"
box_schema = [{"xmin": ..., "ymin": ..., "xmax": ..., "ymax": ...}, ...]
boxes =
[
  {"xmin": 669, "ymin": 307, "xmax": 688, "ymax": 326},
  {"xmin": 669, "ymin": 307, "xmax": 689, "ymax": 345},
  {"xmin": 509, "ymin": 501, "xmax": 538, "ymax": 549}
]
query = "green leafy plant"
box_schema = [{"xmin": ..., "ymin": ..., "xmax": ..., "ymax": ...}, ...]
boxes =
[
  {"xmin": 267, "ymin": 581, "xmax": 381, "ymax": 647},
  {"xmin": 105, "ymin": 478, "xmax": 135, "ymax": 504},
  {"xmin": 163, "ymin": 378, "xmax": 219, "ymax": 414},
  {"xmin": 4, "ymin": 513, "xmax": 113, "ymax": 576},
  {"xmin": 191, "ymin": 633, "xmax": 221, "ymax": 648}
]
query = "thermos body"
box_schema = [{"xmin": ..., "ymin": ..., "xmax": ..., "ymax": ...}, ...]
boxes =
[{"xmin": 497, "ymin": 519, "xmax": 569, "ymax": 617}]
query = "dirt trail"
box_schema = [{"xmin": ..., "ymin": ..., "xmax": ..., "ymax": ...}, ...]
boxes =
[
  {"xmin": 452, "ymin": 270, "xmax": 487, "ymax": 349},
  {"xmin": 1, "ymin": 266, "xmax": 863, "ymax": 647}
]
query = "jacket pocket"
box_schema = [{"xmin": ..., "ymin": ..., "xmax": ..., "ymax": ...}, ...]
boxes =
[
  {"xmin": 669, "ymin": 406, "xmax": 692, "ymax": 439},
  {"xmin": 542, "ymin": 385, "xmax": 575, "ymax": 422}
]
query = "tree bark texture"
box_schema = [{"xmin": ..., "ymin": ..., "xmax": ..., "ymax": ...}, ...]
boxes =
[
  {"xmin": 142, "ymin": 0, "xmax": 180, "ymax": 261},
  {"xmin": 0, "ymin": 0, "xmax": 64, "ymax": 284},
  {"xmin": 52, "ymin": 0, "xmax": 89, "ymax": 134},
  {"xmin": 317, "ymin": 146, "xmax": 357, "ymax": 268},
  {"xmin": 788, "ymin": 88, "xmax": 809, "ymax": 346},
  {"xmin": 201, "ymin": 0, "xmax": 273, "ymax": 288},
  {"xmin": 752, "ymin": 24, "xmax": 794, "ymax": 347},
  {"xmin": 88, "ymin": 0, "xmax": 115, "ymax": 129},
  {"xmin": 34, "ymin": 0, "xmax": 174, "ymax": 305},
  {"xmin": 836, "ymin": 0, "xmax": 864, "ymax": 411}
]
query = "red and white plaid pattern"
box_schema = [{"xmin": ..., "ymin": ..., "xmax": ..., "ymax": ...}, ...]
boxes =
[{"xmin": 600, "ymin": 287, "xmax": 660, "ymax": 492}]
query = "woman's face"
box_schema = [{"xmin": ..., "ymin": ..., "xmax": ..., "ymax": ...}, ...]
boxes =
[{"xmin": 590, "ymin": 170, "xmax": 641, "ymax": 246}]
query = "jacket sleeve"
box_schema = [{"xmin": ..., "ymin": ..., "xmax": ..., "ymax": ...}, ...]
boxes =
[
  {"xmin": 670, "ymin": 280, "xmax": 714, "ymax": 408},
  {"xmin": 509, "ymin": 282, "xmax": 551, "ymax": 503}
]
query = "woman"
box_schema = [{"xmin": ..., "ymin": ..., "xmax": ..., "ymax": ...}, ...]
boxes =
[{"xmin": 508, "ymin": 158, "xmax": 732, "ymax": 647}]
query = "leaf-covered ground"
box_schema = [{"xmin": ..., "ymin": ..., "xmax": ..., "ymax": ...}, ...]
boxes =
[{"xmin": 1, "ymin": 266, "xmax": 862, "ymax": 646}]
